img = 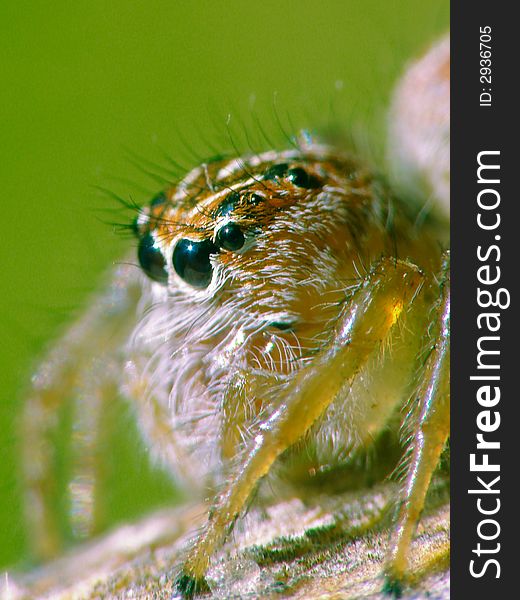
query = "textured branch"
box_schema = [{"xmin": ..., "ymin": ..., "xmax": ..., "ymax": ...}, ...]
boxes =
[{"xmin": 7, "ymin": 479, "xmax": 449, "ymax": 600}]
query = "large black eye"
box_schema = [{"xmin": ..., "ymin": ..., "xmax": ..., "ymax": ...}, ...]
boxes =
[
  {"xmin": 216, "ymin": 222, "xmax": 245, "ymax": 251},
  {"xmin": 172, "ymin": 238, "xmax": 218, "ymax": 288},
  {"xmin": 137, "ymin": 233, "xmax": 168, "ymax": 284}
]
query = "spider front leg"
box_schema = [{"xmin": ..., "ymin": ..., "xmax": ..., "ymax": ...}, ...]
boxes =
[
  {"xmin": 176, "ymin": 257, "xmax": 424, "ymax": 598},
  {"xmin": 385, "ymin": 253, "xmax": 450, "ymax": 595}
]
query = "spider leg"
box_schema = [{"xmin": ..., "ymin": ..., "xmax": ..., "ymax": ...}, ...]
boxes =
[
  {"xmin": 22, "ymin": 263, "xmax": 144, "ymax": 560},
  {"xmin": 384, "ymin": 253, "xmax": 450, "ymax": 595},
  {"xmin": 175, "ymin": 257, "xmax": 424, "ymax": 597},
  {"xmin": 220, "ymin": 369, "xmax": 281, "ymax": 462}
]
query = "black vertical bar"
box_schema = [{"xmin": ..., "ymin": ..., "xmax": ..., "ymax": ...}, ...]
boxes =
[{"xmin": 452, "ymin": 2, "xmax": 517, "ymax": 598}]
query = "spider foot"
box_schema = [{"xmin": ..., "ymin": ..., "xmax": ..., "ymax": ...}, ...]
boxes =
[
  {"xmin": 382, "ymin": 573, "xmax": 404, "ymax": 598},
  {"xmin": 174, "ymin": 571, "xmax": 211, "ymax": 599}
]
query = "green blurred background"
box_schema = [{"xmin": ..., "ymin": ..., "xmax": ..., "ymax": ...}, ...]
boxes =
[{"xmin": 0, "ymin": 0, "xmax": 448, "ymax": 569}]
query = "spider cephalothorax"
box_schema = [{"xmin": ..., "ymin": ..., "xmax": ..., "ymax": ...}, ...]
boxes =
[{"xmin": 122, "ymin": 146, "xmax": 445, "ymax": 494}]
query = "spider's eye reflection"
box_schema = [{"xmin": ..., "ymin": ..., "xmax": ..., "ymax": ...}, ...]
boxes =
[
  {"xmin": 173, "ymin": 238, "xmax": 218, "ymax": 288},
  {"xmin": 286, "ymin": 167, "xmax": 320, "ymax": 189},
  {"xmin": 216, "ymin": 222, "xmax": 245, "ymax": 251},
  {"xmin": 137, "ymin": 233, "xmax": 168, "ymax": 284}
]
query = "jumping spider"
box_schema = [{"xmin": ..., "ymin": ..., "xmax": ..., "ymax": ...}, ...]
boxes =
[{"xmin": 22, "ymin": 36, "xmax": 449, "ymax": 597}]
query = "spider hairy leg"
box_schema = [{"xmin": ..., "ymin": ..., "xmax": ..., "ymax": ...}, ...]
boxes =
[
  {"xmin": 175, "ymin": 257, "xmax": 424, "ymax": 597},
  {"xmin": 384, "ymin": 253, "xmax": 450, "ymax": 595},
  {"xmin": 220, "ymin": 369, "xmax": 280, "ymax": 462},
  {"xmin": 22, "ymin": 263, "xmax": 143, "ymax": 560}
]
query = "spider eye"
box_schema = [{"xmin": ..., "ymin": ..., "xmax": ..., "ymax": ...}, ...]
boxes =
[
  {"xmin": 216, "ymin": 222, "xmax": 245, "ymax": 251},
  {"xmin": 286, "ymin": 167, "xmax": 320, "ymax": 189},
  {"xmin": 173, "ymin": 238, "xmax": 218, "ymax": 288},
  {"xmin": 150, "ymin": 192, "xmax": 166, "ymax": 207},
  {"xmin": 263, "ymin": 163, "xmax": 288, "ymax": 180},
  {"xmin": 216, "ymin": 191, "xmax": 240, "ymax": 216},
  {"xmin": 138, "ymin": 233, "xmax": 168, "ymax": 284}
]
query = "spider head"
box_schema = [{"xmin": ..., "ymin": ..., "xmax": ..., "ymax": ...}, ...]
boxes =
[{"xmin": 132, "ymin": 148, "xmax": 395, "ymax": 331}]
